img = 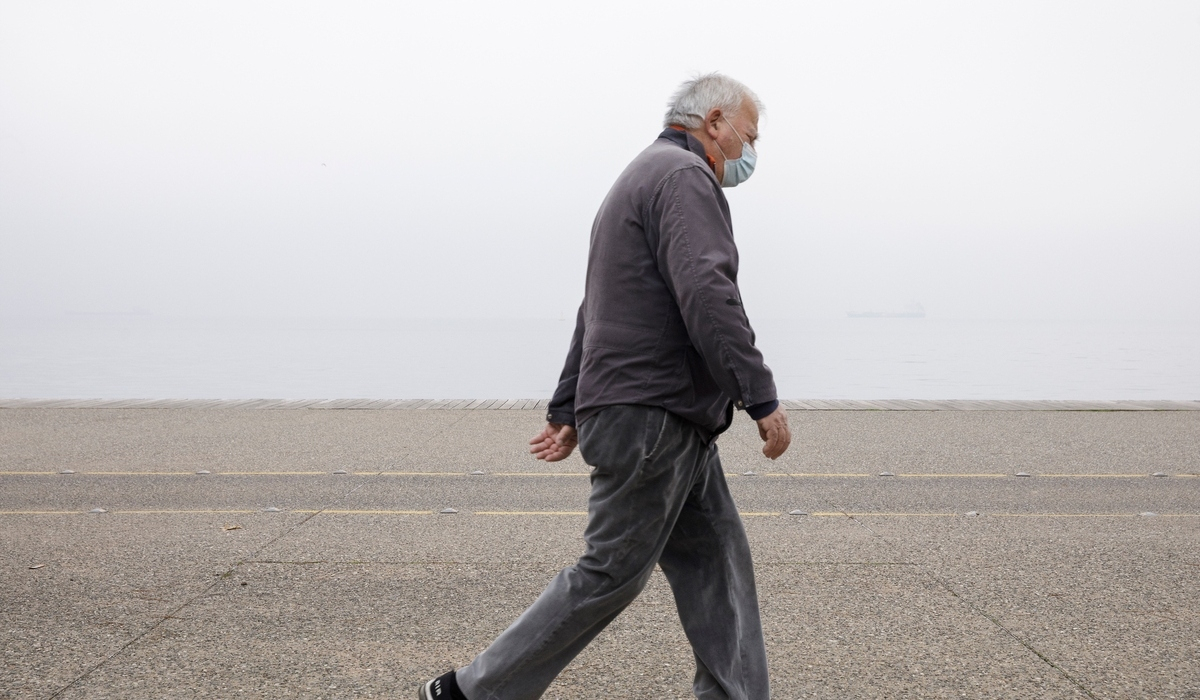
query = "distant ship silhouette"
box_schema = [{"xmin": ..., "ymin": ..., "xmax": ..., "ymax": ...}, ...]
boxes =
[{"xmin": 847, "ymin": 303, "xmax": 925, "ymax": 318}]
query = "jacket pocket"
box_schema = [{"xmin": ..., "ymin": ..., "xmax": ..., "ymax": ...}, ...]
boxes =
[{"xmin": 642, "ymin": 406, "xmax": 670, "ymax": 462}]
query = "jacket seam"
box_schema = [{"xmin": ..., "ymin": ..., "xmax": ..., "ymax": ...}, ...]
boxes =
[
  {"xmin": 665, "ymin": 173, "xmax": 750, "ymax": 402},
  {"xmin": 642, "ymin": 162, "xmax": 718, "ymax": 405},
  {"xmin": 645, "ymin": 163, "xmax": 715, "ymax": 227}
]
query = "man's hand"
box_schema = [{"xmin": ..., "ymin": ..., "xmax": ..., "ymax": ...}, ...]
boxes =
[
  {"xmin": 529, "ymin": 422, "xmax": 578, "ymax": 462},
  {"xmin": 755, "ymin": 407, "xmax": 791, "ymax": 460}
]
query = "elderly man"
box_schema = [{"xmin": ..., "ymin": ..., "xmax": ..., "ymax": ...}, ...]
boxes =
[{"xmin": 420, "ymin": 73, "xmax": 790, "ymax": 700}]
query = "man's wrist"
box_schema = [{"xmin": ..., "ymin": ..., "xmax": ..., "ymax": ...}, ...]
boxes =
[
  {"xmin": 745, "ymin": 399, "xmax": 779, "ymax": 421},
  {"xmin": 546, "ymin": 410, "xmax": 576, "ymax": 427}
]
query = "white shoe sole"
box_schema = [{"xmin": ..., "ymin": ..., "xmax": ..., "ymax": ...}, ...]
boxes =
[{"xmin": 418, "ymin": 679, "xmax": 434, "ymax": 700}]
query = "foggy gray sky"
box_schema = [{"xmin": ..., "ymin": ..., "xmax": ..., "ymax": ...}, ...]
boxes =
[{"xmin": 2, "ymin": 0, "xmax": 1198, "ymax": 321}]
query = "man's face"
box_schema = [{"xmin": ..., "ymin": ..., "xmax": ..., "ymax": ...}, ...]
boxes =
[
  {"xmin": 717, "ymin": 97, "xmax": 759, "ymax": 161},
  {"xmin": 703, "ymin": 96, "xmax": 759, "ymax": 184}
]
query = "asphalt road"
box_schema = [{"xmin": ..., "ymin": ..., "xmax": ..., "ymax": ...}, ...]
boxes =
[{"xmin": 2, "ymin": 408, "xmax": 1197, "ymax": 699}]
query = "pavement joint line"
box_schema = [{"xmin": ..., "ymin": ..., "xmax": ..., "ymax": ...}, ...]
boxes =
[
  {"xmin": 43, "ymin": 409, "xmax": 474, "ymax": 699},
  {"xmin": 836, "ymin": 513, "xmax": 1103, "ymax": 699},
  {"xmin": 779, "ymin": 464, "xmax": 1164, "ymax": 697},
  {"xmin": 45, "ymin": 504, "xmax": 331, "ymax": 699}
]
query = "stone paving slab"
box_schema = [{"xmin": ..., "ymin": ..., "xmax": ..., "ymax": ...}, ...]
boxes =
[
  {"xmin": 742, "ymin": 475, "xmax": 1198, "ymax": 517},
  {"xmin": 754, "ymin": 565, "xmax": 1091, "ymax": 699},
  {"xmin": 0, "ymin": 409, "xmax": 579, "ymax": 476},
  {"xmin": 0, "ymin": 475, "xmax": 358, "ymax": 514},
  {"xmin": 753, "ymin": 411, "xmax": 1200, "ymax": 476},
  {"xmin": 0, "ymin": 408, "xmax": 452, "ymax": 473},
  {"xmin": 850, "ymin": 516, "xmax": 1200, "ymax": 700},
  {"xmin": 1, "ymin": 513, "xmax": 307, "ymax": 698}
]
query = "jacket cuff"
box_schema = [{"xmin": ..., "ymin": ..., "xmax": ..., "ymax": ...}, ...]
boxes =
[
  {"xmin": 744, "ymin": 399, "xmax": 779, "ymax": 421},
  {"xmin": 546, "ymin": 410, "xmax": 576, "ymax": 427}
]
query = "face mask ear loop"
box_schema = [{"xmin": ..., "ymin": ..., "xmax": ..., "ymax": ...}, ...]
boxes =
[
  {"xmin": 721, "ymin": 115, "xmax": 749, "ymax": 158},
  {"xmin": 714, "ymin": 139, "xmax": 732, "ymax": 164},
  {"xmin": 713, "ymin": 124, "xmax": 734, "ymax": 165}
]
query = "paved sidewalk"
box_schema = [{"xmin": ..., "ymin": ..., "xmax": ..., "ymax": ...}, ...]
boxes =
[{"xmin": 2, "ymin": 408, "xmax": 1198, "ymax": 699}]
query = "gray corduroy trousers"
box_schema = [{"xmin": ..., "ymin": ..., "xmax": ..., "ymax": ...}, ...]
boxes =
[{"xmin": 456, "ymin": 405, "xmax": 770, "ymax": 700}]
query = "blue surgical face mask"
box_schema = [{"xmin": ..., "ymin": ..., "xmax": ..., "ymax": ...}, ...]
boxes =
[{"xmin": 717, "ymin": 116, "xmax": 757, "ymax": 188}]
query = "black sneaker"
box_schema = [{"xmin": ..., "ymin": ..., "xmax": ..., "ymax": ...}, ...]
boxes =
[{"xmin": 418, "ymin": 670, "xmax": 465, "ymax": 700}]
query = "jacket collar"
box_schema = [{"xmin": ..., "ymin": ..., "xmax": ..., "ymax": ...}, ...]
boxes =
[{"xmin": 659, "ymin": 126, "xmax": 718, "ymax": 172}]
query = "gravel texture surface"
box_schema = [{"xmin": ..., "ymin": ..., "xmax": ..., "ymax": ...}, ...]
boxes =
[{"xmin": 2, "ymin": 408, "xmax": 1197, "ymax": 699}]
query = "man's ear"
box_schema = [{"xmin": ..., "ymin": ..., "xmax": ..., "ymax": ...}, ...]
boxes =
[{"xmin": 705, "ymin": 108, "xmax": 723, "ymax": 140}]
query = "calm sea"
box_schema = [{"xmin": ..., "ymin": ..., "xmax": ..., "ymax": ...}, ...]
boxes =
[{"xmin": 1, "ymin": 315, "xmax": 1197, "ymax": 400}]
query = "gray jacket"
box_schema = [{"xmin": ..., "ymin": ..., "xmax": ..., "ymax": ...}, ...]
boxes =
[{"xmin": 547, "ymin": 128, "xmax": 778, "ymax": 436}]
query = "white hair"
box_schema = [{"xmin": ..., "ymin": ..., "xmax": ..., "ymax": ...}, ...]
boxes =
[{"xmin": 663, "ymin": 72, "xmax": 764, "ymax": 129}]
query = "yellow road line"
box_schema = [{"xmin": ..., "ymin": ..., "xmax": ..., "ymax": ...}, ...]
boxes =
[
  {"xmin": 1038, "ymin": 474, "xmax": 1148, "ymax": 478},
  {"xmin": 76, "ymin": 472, "xmax": 205, "ymax": 476},
  {"xmin": 1, "ymin": 509, "xmax": 1196, "ymax": 518},
  {"xmin": 990, "ymin": 513, "xmax": 1200, "ymax": 518},
  {"xmin": 0, "ymin": 471, "xmax": 334, "ymax": 476},
  {"xmin": 992, "ymin": 513, "xmax": 1138, "ymax": 517},
  {"xmin": 302, "ymin": 509, "xmax": 431, "ymax": 515},
  {"xmin": 895, "ymin": 474, "xmax": 1008, "ymax": 478},
  {"xmin": 104, "ymin": 509, "xmax": 261, "ymax": 514},
  {"xmin": 0, "ymin": 509, "xmax": 260, "ymax": 515},
  {"xmin": 819, "ymin": 512, "xmax": 1200, "ymax": 518},
  {"xmin": 1, "ymin": 471, "xmax": 1188, "ymax": 478},
  {"xmin": 475, "ymin": 511, "xmax": 588, "ymax": 516},
  {"xmin": 1, "ymin": 472, "xmax": 59, "ymax": 475},
  {"xmin": 813, "ymin": 512, "xmax": 960, "ymax": 517},
  {"xmin": 206, "ymin": 471, "xmax": 329, "ymax": 476},
  {"xmin": 778, "ymin": 473, "xmax": 873, "ymax": 478},
  {"xmin": 377, "ymin": 472, "xmax": 591, "ymax": 477},
  {"xmin": 490, "ymin": 473, "xmax": 591, "ymax": 477},
  {"xmin": 0, "ymin": 510, "xmax": 84, "ymax": 515},
  {"xmin": 376, "ymin": 472, "xmax": 470, "ymax": 476}
]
